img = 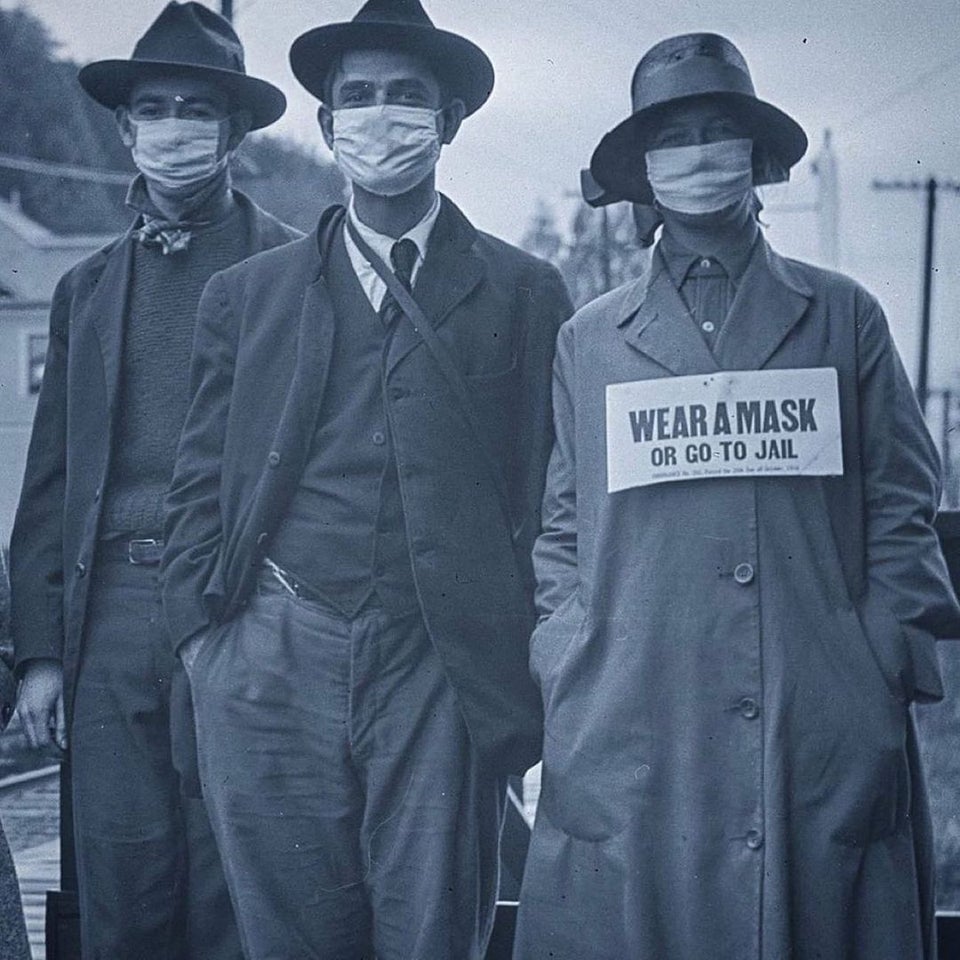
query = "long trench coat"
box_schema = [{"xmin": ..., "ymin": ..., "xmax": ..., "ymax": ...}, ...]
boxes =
[{"xmin": 514, "ymin": 238, "xmax": 960, "ymax": 960}]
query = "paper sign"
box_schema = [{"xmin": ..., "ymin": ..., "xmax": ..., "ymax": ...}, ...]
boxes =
[{"xmin": 606, "ymin": 367, "xmax": 844, "ymax": 493}]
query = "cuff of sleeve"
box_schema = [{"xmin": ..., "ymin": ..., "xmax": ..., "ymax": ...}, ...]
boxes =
[{"xmin": 162, "ymin": 592, "xmax": 216, "ymax": 654}]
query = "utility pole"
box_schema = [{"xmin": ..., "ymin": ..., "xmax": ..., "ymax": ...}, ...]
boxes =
[
  {"xmin": 813, "ymin": 129, "xmax": 839, "ymax": 267},
  {"xmin": 941, "ymin": 389, "xmax": 954, "ymax": 507},
  {"xmin": 765, "ymin": 129, "xmax": 840, "ymax": 268},
  {"xmin": 872, "ymin": 176, "xmax": 960, "ymax": 415},
  {"xmin": 599, "ymin": 205, "xmax": 612, "ymax": 292},
  {"xmin": 220, "ymin": 0, "xmax": 233, "ymax": 23}
]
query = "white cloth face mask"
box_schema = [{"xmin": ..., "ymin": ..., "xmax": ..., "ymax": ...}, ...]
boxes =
[
  {"xmin": 645, "ymin": 138, "xmax": 754, "ymax": 215},
  {"xmin": 332, "ymin": 105, "xmax": 442, "ymax": 197},
  {"xmin": 131, "ymin": 117, "xmax": 229, "ymax": 191}
]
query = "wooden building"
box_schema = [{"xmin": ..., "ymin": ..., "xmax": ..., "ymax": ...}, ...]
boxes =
[{"xmin": 0, "ymin": 195, "xmax": 113, "ymax": 536}]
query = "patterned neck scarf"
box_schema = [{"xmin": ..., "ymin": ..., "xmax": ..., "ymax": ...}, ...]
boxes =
[{"xmin": 126, "ymin": 168, "xmax": 233, "ymax": 255}]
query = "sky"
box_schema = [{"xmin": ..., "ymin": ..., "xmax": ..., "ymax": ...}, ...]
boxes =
[{"xmin": 9, "ymin": 0, "xmax": 960, "ymax": 398}]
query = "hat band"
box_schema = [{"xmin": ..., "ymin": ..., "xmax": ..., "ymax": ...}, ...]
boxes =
[{"xmin": 632, "ymin": 58, "xmax": 756, "ymax": 112}]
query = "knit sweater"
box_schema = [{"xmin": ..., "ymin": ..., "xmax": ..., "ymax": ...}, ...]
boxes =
[{"xmin": 100, "ymin": 204, "xmax": 247, "ymax": 536}]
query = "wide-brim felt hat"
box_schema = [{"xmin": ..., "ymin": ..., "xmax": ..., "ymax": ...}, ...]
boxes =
[
  {"xmin": 78, "ymin": 1, "xmax": 286, "ymax": 131},
  {"xmin": 590, "ymin": 33, "xmax": 807, "ymax": 205},
  {"xmin": 290, "ymin": 0, "xmax": 494, "ymax": 116}
]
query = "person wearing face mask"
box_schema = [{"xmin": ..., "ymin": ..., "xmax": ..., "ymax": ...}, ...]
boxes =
[
  {"xmin": 160, "ymin": 1, "xmax": 572, "ymax": 956},
  {"xmin": 9, "ymin": 4, "xmax": 299, "ymax": 957},
  {"xmin": 514, "ymin": 33, "xmax": 960, "ymax": 960}
]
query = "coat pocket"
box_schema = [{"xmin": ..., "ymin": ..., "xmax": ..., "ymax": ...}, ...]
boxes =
[
  {"xmin": 528, "ymin": 591, "xmax": 585, "ymax": 689},
  {"xmin": 849, "ymin": 594, "xmax": 943, "ymax": 705}
]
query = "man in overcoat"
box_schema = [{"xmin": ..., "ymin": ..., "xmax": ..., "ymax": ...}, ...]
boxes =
[
  {"xmin": 160, "ymin": 1, "xmax": 571, "ymax": 957},
  {"xmin": 514, "ymin": 33, "xmax": 960, "ymax": 960},
  {"xmin": 10, "ymin": 4, "xmax": 298, "ymax": 956}
]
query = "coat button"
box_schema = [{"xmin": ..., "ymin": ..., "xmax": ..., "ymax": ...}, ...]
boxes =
[
  {"xmin": 75, "ymin": 561, "xmax": 86, "ymax": 578},
  {"xmin": 745, "ymin": 829, "xmax": 763, "ymax": 850},
  {"xmin": 267, "ymin": 451, "xmax": 281, "ymax": 467},
  {"xmin": 733, "ymin": 562, "xmax": 755, "ymax": 585},
  {"xmin": 739, "ymin": 697, "xmax": 760, "ymax": 719},
  {"xmin": 256, "ymin": 532, "xmax": 269, "ymax": 546},
  {"xmin": 93, "ymin": 487, "xmax": 101, "ymax": 503},
  {"xmin": 372, "ymin": 430, "xmax": 386, "ymax": 446}
]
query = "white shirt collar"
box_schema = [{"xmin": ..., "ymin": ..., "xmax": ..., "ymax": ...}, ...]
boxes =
[{"xmin": 344, "ymin": 194, "xmax": 442, "ymax": 311}]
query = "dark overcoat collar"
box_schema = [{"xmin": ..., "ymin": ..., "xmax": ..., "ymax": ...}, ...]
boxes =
[{"xmin": 616, "ymin": 234, "xmax": 813, "ymax": 375}]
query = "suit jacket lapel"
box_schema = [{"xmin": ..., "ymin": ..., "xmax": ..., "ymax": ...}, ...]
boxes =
[
  {"xmin": 713, "ymin": 237, "xmax": 813, "ymax": 370},
  {"xmin": 270, "ymin": 219, "xmax": 340, "ymax": 473},
  {"xmin": 386, "ymin": 196, "xmax": 485, "ymax": 374},
  {"xmin": 89, "ymin": 227, "xmax": 136, "ymax": 415},
  {"xmin": 619, "ymin": 252, "xmax": 721, "ymax": 376}
]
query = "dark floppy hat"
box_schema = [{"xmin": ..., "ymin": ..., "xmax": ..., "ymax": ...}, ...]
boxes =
[
  {"xmin": 78, "ymin": 1, "xmax": 286, "ymax": 131},
  {"xmin": 590, "ymin": 33, "xmax": 808, "ymax": 205},
  {"xmin": 289, "ymin": 0, "xmax": 494, "ymax": 116}
]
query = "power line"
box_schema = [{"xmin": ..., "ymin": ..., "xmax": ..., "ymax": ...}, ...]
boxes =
[
  {"xmin": 838, "ymin": 51, "xmax": 960, "ymax": 133},
  {"xmin": 0, "ymin": 152, "xmax": 131, "ymax": 185}
]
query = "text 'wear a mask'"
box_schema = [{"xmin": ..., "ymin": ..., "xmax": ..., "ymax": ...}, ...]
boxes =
[
  {"xmin": 332, "ymin": 105, "xmax": 442, "ymax": 197},
  {"xmin": 645, "ymin": 138, "xmax": 754, "ymax": 215},
  {"xmin": 131, "ymin": 117, "xmax": 230, "ymax": 191}
]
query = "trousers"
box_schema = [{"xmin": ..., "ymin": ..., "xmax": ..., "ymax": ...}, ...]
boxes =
[
  {"xmin": 188, "ymin": 575, "xmax": 503, "ymax": 960},
  {"xmin": 70, "ymin": 557, "xmax": 240, "ymax": 960}
]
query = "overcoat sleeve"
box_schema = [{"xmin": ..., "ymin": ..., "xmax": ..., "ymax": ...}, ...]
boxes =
[
  {"xmin": 532, "ymin": 318, "xmax": 580, "ymax": 620},
  {"xmin": 857, "ymin": 294, "xmax": 960, "ymax": 699},
  {"xmin": 9, "ymin": 273, "xmax": 74, "ymax": 671},
  {"xmin": 161, "ymin": 271, "xmax": 237, "ymax": 650},
  {"xmin": 511, "ymin": 265, "xmax": 573, "ymax": 587}
]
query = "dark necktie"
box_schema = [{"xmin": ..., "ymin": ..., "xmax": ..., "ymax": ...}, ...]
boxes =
[{"xmin": 379, "ymin": 238, "xmax": 419, "ymax": 328}]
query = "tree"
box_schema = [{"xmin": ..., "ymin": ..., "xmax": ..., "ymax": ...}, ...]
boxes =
[
  {"xmin": 0, "ymin": 6, "xmax": 133, "ymax": 233},
  {"xmin": 233, "ymin": 136, "xmax": 345, "ymax": 233},
  {"xmin": 520, "ymin": 199, "xmax": 563, "ymax": 264},
  {"xmin": 0, "ymin": 6, "xmax": 345, "ymax": 236},
  {"xmin": 520, "ymin": 197, "xmax": 651, "ymax": 309}
]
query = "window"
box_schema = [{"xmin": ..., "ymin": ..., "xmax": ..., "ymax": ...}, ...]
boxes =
[{"xmin": 27, "ymin": 333, "xmax": 48, "ymax": 395}]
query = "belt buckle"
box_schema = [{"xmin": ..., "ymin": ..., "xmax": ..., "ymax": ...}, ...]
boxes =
[{"xmin": 128, "ymin": 538, "xmax": 159, "ymax": 565}]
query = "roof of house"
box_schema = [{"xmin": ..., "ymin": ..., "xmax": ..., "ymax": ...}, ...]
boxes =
[{"xmin": 0, "ymin": 196, "xmax": 115, "ymax": 304}]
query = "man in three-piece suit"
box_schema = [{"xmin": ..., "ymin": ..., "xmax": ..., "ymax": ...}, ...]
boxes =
[
  {"xmin": 160, "ymin": 1, "xmax": 572, "ymax": 957},
  {"xmin": 10, "ymin": 4, "xmax": 298, "ymax": 956}
]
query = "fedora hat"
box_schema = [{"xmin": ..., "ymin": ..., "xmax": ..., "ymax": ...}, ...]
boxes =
[
  {"xmin": 590, "ymin": 33, "xmax": 807, "ymax": 205},
  {"xmin": 290, "ymin": 0, "xmax": 494, "ymax": 116},
  {"xmin": 78, "ymin": 1, "xmax": 286, "ymax": 131}
]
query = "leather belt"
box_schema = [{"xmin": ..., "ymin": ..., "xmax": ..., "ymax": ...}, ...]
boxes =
[{"xmin": 98, "ymin": 538, "xmax": 165, "ymax": 566}]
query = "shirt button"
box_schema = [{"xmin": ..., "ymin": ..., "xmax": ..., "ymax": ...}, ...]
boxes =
[
  {"xmin": 93, "ymin": 487, "xmax": 101, "ymax": 502},
  {"xmin": 701, "ymin": 321, "xmax": 716, "ymax": 333},
  {"xmin": 267, "ymin": 451, "xmax": 281, "ymax": 467},
  {"xmin": 745, "ymin": 829, "xmax": 764, "ymax": 850},
  {"xmin": 733, "ymin": 562, "xmax": 755, "ymax": 585},
  {"xmin": 75, "ymin": 561, "xmax": 86, "ymax": 578},
  {"xmin": 739, "ymin": 697, "xmax": 760, "ymax": 719},
  {"xmin": 256, "ymin": 532, "xmax": 269, "ymax": 546},
  {"xmin": 699, "ymin": 257, "xmax": 712, "ymax": 269},
  {"xmin": 372, "ymin": 431, "xmax": 386, "ymax": 446}
]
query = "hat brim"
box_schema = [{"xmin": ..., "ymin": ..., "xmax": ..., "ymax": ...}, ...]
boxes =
[
  {"xmin": 78, "ymin": 59, "xmax": 287, "ymax": 131},
  {"xmin": 590, "ymin": 92, "xmax": 808, "ymax": 205},
  {"xmin": 289, "ymin": 22, "xmax": 494, "ymax": 116}
]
